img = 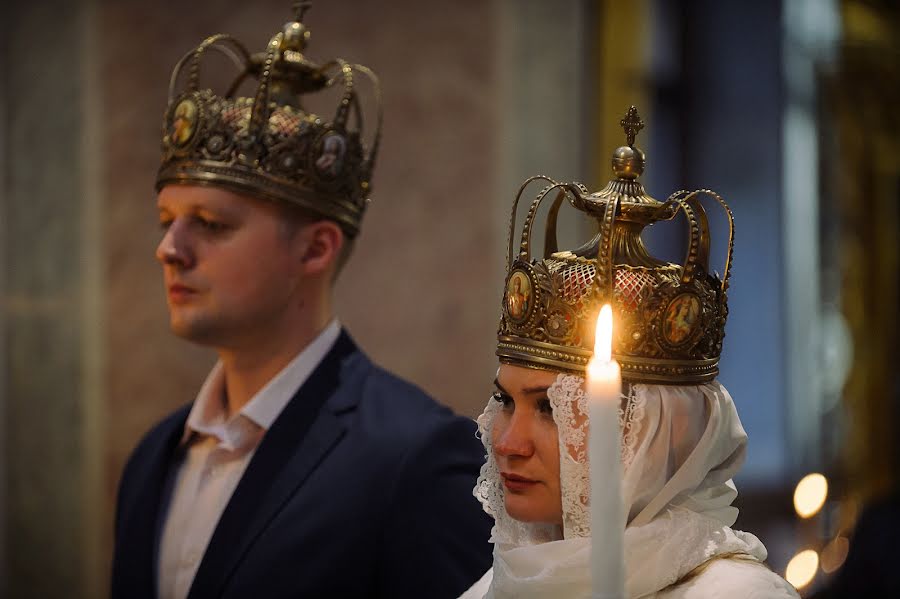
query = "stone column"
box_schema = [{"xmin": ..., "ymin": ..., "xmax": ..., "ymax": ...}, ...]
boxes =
[
  {"xmin": 1, "ymin": 1, "xmax": 106, "ymax": 596},
  {"xmin": 0, "ymin": 1, "xmax": 8, "ymax": 590},
  {"xmin": 496, "ymin": 0, "xmax": 595, "ymax": 260}
]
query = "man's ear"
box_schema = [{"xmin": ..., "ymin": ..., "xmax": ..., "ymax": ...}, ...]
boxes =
[{"xmin": 297, "ymin": 220, "xmax": 344, "ymax": 278}]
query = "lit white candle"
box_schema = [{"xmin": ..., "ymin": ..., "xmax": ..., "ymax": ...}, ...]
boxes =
[{"xmin": 587, "ymin": 304, "xmax": 625, "ymax": 599}]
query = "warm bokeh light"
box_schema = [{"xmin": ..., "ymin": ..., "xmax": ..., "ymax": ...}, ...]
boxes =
[
  {"xmin": 594, "ymin": 304, "xmax": 613, "ymax": 363},
  {"xmin": 820, "ymin": 535, "xmax": 850, "ymax": 574},
  {"xmin": 793, "ymin": 473, "xmax": 828, "ymax": 518},
  {"xmin": 839, "ymin": 497, "xmax": 859, "ymax": 532},
  {"xmin": 785, "ymin": 549, "xmax": 819, "ymax": 589}
]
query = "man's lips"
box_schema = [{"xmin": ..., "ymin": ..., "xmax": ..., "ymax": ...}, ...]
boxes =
[
  {"xmin": 501, "ymin": 472, "xmax": 539, "ymax": 491},
  {"xmin": 167, "ymin": 283, "xmax": 198, "ymax": 304}
]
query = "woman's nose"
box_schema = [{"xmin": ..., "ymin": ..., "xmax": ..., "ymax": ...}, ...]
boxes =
[
  {"xmin": 155, "ymin": 219, "xmax": 194, "ymax": 268},
  {"xmin": 494, "ymin": 412, "xmax": 535, "ymax": 458}
]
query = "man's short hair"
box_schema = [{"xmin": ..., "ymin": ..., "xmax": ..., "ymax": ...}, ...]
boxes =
[{"xmin": 278, "ymin": 202, "xmax": 355, "ymax": 281}]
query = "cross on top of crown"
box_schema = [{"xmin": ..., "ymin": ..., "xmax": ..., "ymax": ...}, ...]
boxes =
[
  {"xmin": 293, "ymin": 1, "xmax": 313, "ymax": 21},
  {"xmin": 620, "ymin": 106, "xmax": 644, "ymax": 147}
]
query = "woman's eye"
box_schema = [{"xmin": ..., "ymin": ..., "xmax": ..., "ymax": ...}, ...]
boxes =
[
  {"xmin": 159, "ymin": 220, "xmax": 173, "ymax": 231},
  {"xmin": 537, "ymin": 398, "xmax": 553, "ymax": 416},
  {"xmin": 492, "ymin": 391, "xmax": 513, "ymax": 408}
]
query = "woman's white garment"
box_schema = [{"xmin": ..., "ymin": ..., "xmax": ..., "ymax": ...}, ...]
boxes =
[
  {"xmin": 461, "ymin": 555, "xmax": 797, "ymax": 599},
  {"xmin": 462, "ymin": 378, "xmax": 799, "ymax": 598}
]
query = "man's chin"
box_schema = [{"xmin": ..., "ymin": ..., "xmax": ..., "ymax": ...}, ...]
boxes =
[{"xmin": 169, "ymin": 316, "xmax": 222, "ymax": 346}]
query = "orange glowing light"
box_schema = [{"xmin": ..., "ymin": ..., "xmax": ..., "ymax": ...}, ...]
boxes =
[
  {"xmin": 820, "ymin": 535, "xmax": 850, "ymax": 574},
  {"xmin": 785, "ymin": 549, "xmax": 819, "ymax": 589},
  {"xmin": 793, "ymin": 473, "xmax": 828, "ymax": 519}
]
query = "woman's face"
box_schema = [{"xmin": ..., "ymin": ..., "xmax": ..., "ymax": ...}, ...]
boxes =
[{"xmin": 491, "ymin": 364, "xmax": 563, "ymax": 526}]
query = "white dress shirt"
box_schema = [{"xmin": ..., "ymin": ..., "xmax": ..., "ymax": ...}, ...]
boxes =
[{"xmin": 157, "ymin": 320, "xmax": 341, "ymax": 599}]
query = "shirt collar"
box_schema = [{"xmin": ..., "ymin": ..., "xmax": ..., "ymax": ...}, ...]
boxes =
[{"xmin": 182, "ymin": 319, "xmax": 342, "ymax": 445}]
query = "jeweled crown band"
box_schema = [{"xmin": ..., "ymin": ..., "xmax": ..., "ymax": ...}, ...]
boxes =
[
  {"xmin": 497, "ymin": 336, "xmax": 719, "ymax": 383},
  {"xmin": 157, "ymin": 162, "xmax": 366, "ymax": 236}
]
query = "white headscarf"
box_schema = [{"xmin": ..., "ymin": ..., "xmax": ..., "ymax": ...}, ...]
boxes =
[{"xmin": 473, "ymin": 376, "xmax": 768, "ymax": 598}]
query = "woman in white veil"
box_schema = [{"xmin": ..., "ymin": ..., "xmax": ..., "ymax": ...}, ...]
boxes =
[
  {"xmin": 462, "ymin": 371, "xmax": 797, "ymax": 598},
  {"xmin": 462, "ymin": 109, "xmax": 798, "ymax": 598}
]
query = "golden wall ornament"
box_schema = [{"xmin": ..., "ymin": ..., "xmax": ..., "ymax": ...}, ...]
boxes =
[
  {"xmin": 497, "ymin": 106, "xmax": 734, "ymax": 384},
  {"xmin": 156, "ymin": 1, "xmax": 382, "ymax": 238}
]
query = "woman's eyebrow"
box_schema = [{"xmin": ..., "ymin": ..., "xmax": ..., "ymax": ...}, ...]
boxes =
[
  {"xmin": 493, "ymin": 378, "xmax": 549, "ymax": 396},
  {"xmin": 522, "ymin": 385, "xmax": 550, "ymax": 395}
]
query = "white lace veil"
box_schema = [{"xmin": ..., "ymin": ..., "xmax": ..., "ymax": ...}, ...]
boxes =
[{"xmin": 473, "ymin": 374, "xmax": 768, "ymax": 598}]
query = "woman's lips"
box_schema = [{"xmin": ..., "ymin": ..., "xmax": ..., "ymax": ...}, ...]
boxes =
[{"xmin": 501, "ymin": 472, "xmax": 539, "ymax": 492}]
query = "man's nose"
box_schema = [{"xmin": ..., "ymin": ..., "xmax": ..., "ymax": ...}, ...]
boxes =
[
  {"xmin": 494, "ymin": 411, "xmax": 534, "ymax": 458},
  {"xmin": 155, "ymin": 219, "xmax": 194, "ymax": 269}
]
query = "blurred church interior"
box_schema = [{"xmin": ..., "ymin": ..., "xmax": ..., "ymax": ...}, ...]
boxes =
[{"xmin": 1, "ymin": 0, "xmax": 897, "ymax": 596}]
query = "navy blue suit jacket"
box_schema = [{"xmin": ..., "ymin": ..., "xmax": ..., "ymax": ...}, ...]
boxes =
[{"xmin": 111, "ymin": 330, "xmax": 493, "ymax": 598}]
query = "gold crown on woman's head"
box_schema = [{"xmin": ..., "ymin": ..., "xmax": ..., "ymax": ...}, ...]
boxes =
[
  {"xmin": 497, "ymin": 107, "xmax": 734, "ymax": 384},
  {"xmin": 156, "ymin": 1, "xmax": 381, "ymax": 238}
]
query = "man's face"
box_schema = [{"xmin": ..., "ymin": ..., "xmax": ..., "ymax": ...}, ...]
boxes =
[{"xmin": 156, "ymin": 185, "xmax": 306, "ymax": 348}]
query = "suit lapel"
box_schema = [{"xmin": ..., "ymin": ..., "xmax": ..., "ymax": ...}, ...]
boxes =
[
  {"xmin": 186, "ymin": 331, "xmax": 362, "ymax": 599},
  {"xmin": 112, "ymin": 405, "xmax": 189, "ymax": 599}
]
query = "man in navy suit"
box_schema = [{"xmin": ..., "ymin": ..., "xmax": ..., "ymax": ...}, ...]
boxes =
[{"xmin": 111, "ymin": 7, "xmax": 492, "ymax": 598}]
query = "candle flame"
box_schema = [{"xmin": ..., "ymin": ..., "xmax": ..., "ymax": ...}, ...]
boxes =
[{"xmin": 594, "ymin": 304, "xmax": 613, "ymax": 364}]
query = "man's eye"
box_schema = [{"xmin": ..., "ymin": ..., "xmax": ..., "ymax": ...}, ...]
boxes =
[
  {"xmin": 159, "ymin": 220, "xmax": 173, "ymax": 231},
  {"xmin": 537, "ymin": 398, "xmax": 553, "ymax": 416},
  {"xmin": 195, "ymin": 217, "xmax": 228, "ymax": 232}
]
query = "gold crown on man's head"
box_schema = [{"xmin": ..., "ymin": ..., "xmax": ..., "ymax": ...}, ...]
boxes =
[
  {"xmin": 497, "ymin": 107, "xmax": 734, "ymax": 384},
  {"xmin": 156, "ymin": 1, "xmax": 382, "ymax": 238}
]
